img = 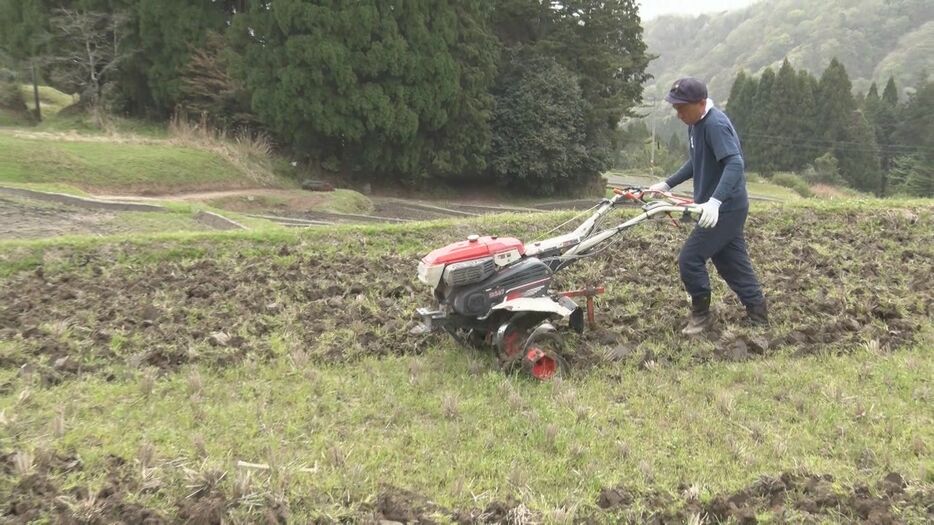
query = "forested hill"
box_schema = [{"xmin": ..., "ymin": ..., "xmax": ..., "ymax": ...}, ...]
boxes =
[{"xmin": 643, "ymin": 0, "xmax": 933, "ymax": 102}]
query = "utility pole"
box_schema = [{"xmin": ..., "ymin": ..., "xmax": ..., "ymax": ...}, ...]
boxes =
[{"xmin": 31, "ymin": 59, "xmax": 41, "ymax": 121}]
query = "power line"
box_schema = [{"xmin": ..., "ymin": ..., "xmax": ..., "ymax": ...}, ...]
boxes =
[{"xmin": 741, "ymin": 132, "xmax": 934, "ymax": 154}]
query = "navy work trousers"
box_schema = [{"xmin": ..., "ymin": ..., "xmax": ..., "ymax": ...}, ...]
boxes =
[{"xmin": 678, "ymin": 206, "xmax": 764, "ymax": 306}]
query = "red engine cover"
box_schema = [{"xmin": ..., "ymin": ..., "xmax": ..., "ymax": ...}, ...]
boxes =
[{"xmin": 422, "ymin": 235, "xmax": 525, "ymax": 265}]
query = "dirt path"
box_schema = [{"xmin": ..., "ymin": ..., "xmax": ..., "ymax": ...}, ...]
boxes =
[
  {"xmin": 94, "ymin": 188, "xmax": 547, "ymax": 222},
  {"xmin": 0, "ymin": 185, "xmax": 620, "ymax": 239},
  {"xmin": 93, "ymin": 189, "xmax": 289, "ymax": 202},
  {"xmin": 0, "ymin": 196, "xmax": 118, "ymax": 239}
]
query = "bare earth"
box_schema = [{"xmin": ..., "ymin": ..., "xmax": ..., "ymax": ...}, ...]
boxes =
[
  {"xmin": 1, "ymin": 188, "xmax": 561, "ymax": 239},
  {"xmin": 0, "ymin": 196, "xmax": 118, "ymax": 239}
]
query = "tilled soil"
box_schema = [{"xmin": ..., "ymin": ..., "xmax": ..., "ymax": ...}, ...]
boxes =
[
  {"xmin": 2, "ymin": 448, "xmax": 930, "ymax": 523},
  {"xmin": 0, "ymin": 206, "xmax": 931, "ymax": 386},
  {"xmin": 595, "ymin": 471, "xmax": 933, "ymax": 523}
]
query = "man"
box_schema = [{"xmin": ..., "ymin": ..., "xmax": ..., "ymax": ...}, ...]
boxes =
[{"xmin": 648, "ymin": 77, "xmax": 767, "ymax": 335}]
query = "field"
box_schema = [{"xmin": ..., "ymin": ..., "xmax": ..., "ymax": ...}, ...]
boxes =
[
  {"xmin": 1, "ymin": 198, "xmax": 932, "ymax": 523},
  {"xmin": 0, "ymin": 106, "xmax": 930, "ymax": 522}
]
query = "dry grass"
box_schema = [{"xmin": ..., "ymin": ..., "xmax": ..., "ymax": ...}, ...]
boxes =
[
  {"xmin": 168, "ymin": 113, "xmax": 278, "ymax": 187},
  {"xmin": 810, "ymin": 183, "xmax": 860, "ymax": 199}
]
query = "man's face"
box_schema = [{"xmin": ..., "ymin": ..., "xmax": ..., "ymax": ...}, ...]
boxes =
[{"xmin": 673, "ymin": 100, "xmax": 706, "ymax": 125}]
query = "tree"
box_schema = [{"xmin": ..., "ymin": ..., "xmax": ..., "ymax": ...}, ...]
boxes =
[
  {"xmin": 544, "ymin": 1, "xmax": 650, "ymax": 125},
  {"xmin": 796, "ymin": 69, "xmax": 820, "ymax": 168},
  {"xmin": 540, "ymin": 0, "xmax": 651, "ymax": 176},
  {"xmin": 817, "ymin": 58, "xmax": 854, "ymax": 144},
  {"xmin": 887, "ymin": 154, "xmax": 933, "ymax": 197},
  {"xmin": 490, "ymin": 55, "xmax": 594, "ymax": 195},
  {"xmin": 802, "ymin": 152, "xmax": 845, "ymax": 186},
  {"xmin": 49, "ymin": 8, "xmax": 132, "ymax": 118},
  {"xmin": 745, "ymin": 67, "xmax": 775, "ymax": 173},
  {"xmin": 488, "ymin": 0, "xmax": 649, "ymax": 192},
  {"xmin": 131, "ymin": 0, "xmax": 230, "ymax": 116},
  {"xmin": 863, "ymin": 80, "xmax": 898, "ymax": 194},
  {"xmin": 768, "ymin": 59, "xmax": 805, "ymax": 171},
  {"xmin": 231, "ymin": 0, "xmax": 497, "ymax": 182},
  {"xmin": 725, "ymin": 70, "xmax": 754, "ymax": 137},
  {"xmin": 668, "ymin": 130, "xmax": 685, "ymax": 154},
  {"xmin": 0, "ymin": 0, "xmax": 51, "ymax": 119},
  {"xmin": 813, "ymin": 58, "xmax": 882, "ymax": 190},
  {"xmin": 890, "ymin": 78, "xmax": 934, "ymax": 197},
  {"xmin": 177, "ymin": 31, "xmax": 255, "ymax": 130},
  {"xmin": 840, "ymin": 110, "xmax": 882, "ymax": 193},
  {"xmin": 882, "ymin": 75, "xmax": 899, "ymax": 106}
]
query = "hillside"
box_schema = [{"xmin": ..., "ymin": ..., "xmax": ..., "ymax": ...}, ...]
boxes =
[{"xmin": 643, "ymin": 0, "xmax": 933, "ymax": 105}]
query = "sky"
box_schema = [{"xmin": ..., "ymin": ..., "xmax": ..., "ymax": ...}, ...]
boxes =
[{"xmin": 638, "ymin": 0, "xmax": 760, "ymax": 21}]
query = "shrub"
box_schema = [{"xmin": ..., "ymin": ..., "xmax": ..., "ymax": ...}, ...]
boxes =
[
  {"xmin": 0, "ymin": 81, "xmax": 27, "ymax": 110},
  {"xmin": 802, "ymin": 152, "xmax": 846, "ymax": 186},
  {"xmin": 771, "ymin": 172, "xmax": 813, "ymax": 198}
]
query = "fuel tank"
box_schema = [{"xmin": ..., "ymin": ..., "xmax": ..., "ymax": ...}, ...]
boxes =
[{"xmin": 447, "ymin": 257, "xmax": 553, "ymax": 317}]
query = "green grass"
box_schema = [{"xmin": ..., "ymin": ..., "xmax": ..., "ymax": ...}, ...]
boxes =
[
  {"xmin": 0, "ymin": 180, "xmax": 91, "ymax": 196},
  {"xmin": 1, "ymin": 343, "xmax": 930, "ymax": 521},
  {"xmin": 20, "ymin": 84, "xmax": 75, "ymax": 116},
  {"xmin": 746, "ymin": 175, "xmax": 803, "ymax": 200},
  {"xmin": 318, "ymin": 189, "xmax": 374, "ymax": 214},
  {"xmin": 0, "ymin": 108, "xmax": 32, "ymax": 127},
  {"xmin": 0, "ymin": 133, "xmax": 275, "ymax": 193},
  {"xmin": 607, "ymin": 169, "xmax": 804, "ymax": 202}
]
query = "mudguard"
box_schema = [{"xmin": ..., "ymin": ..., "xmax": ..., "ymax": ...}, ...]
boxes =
[{"xmin": 490, "ymin": 295, "xmax": 579, "ymax": 318}]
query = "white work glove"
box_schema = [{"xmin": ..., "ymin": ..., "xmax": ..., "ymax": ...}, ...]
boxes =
[
  {"xmin": 697, "ymin": 198, "xmax": 721, "ymax": 228},
  {"xmin": 648, "ymin": 181, "xmax": 670, "ymax": 193}
]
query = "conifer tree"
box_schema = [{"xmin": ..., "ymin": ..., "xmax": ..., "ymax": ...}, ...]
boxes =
[
  {"xmin": 865, "ymin": 82, "xmax": 880, "ymax": 103},
  {"xmin": 231, "ymin": 0, "xmax": 496, "ymax": 182},
  {"xmin": 768, "ymin": 59, "xmax": 803, "ymax": 171},
  {"xmin": 891, "ymin": 79, "xmax": 934, "ymax": 197},
  {"xmin": 725, "ymin": 70, "xmax": 753, "ymax": 136},
  {"xmin": 796, "ymin": 69, "xmax": 819, "ymax": 168},
  {"xmin": 746, "ymin": 67, "xmax": 775, "ymax": 173},
  {"xmin": 131, "ymin": 0, "xmax": 229, "ymax": 115},
  {"xmin": 817, "ymin": 58, "xmax": 854, "ymax": 144},
  {"xmin": 815, "ymin": 58, "xmax": 877, "ymax": 188},
  {"xmin": 882, "ymin": 76, "xmax": 899, "ymax": 106},
  {"xmin": 841, "ymin": 111, "xmax": 882, "ymax": 193}
]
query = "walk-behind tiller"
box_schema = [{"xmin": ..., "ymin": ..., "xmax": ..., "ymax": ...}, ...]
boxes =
[{"xmin": 415, "ymin": 187, "xmax": 701, "ymax": 380}]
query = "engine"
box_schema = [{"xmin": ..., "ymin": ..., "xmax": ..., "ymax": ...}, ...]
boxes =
[{"xmin": 417, "ymin": 234, "xmax": 553, "ymax": 318}]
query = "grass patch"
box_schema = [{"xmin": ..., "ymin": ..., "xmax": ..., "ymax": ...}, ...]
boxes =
[
  {"xmin": 204, "ymin": 189, "xmax": 372, "ymax": 216},
  {"xmin": 0, "ymin": 181, "xmax": 90, "ymax": 196},
  {"xmin": 0, "ymin": 133, "xmax": 285, "ymax": 194},
  {"xmin": 607, "ymin": 169, "xmax": 804, "ymax": 202},
  {"xmin": 318, "ymin": 189, "xmax": 374, "ymax": 214},
  {"xmin": 745, "ymin": 173, "xmax": 803, "ymax": 200},
  {"xmin": 20, "ymin": 84, "xmax": 75, "ymax": 116},
  {"xmin": 0, "ymin": 346, "xmax": 930, "ymax": 521}
]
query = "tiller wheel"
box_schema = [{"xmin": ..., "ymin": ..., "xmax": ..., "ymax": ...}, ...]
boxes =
[{"xmin": 520, "ymin": 325, "xmax": 567, "ymax": 381}]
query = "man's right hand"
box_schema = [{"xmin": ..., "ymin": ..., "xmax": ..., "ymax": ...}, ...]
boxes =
[{"xmin": 648, "ymin": 182, "xmax": 670, "ymax": 193}]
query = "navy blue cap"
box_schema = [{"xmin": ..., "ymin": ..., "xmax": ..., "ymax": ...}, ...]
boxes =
[{"xmin": 665, "ymin": 77, "xmax": 708, "ymax": 104}]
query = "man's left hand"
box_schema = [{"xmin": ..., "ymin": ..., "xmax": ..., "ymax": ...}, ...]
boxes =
[{"xmin": 697, "ymin": 198, "xmax": 721, "ymax": 228}]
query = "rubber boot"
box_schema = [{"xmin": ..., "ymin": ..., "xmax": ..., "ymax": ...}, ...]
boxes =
[
  {"xmin": 682, "ymin": 294, "xmax": 713, "ymax": 336},
  {"xmin": 744, "ymin": 298, "xmax": 769, "ymax": 326}
]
